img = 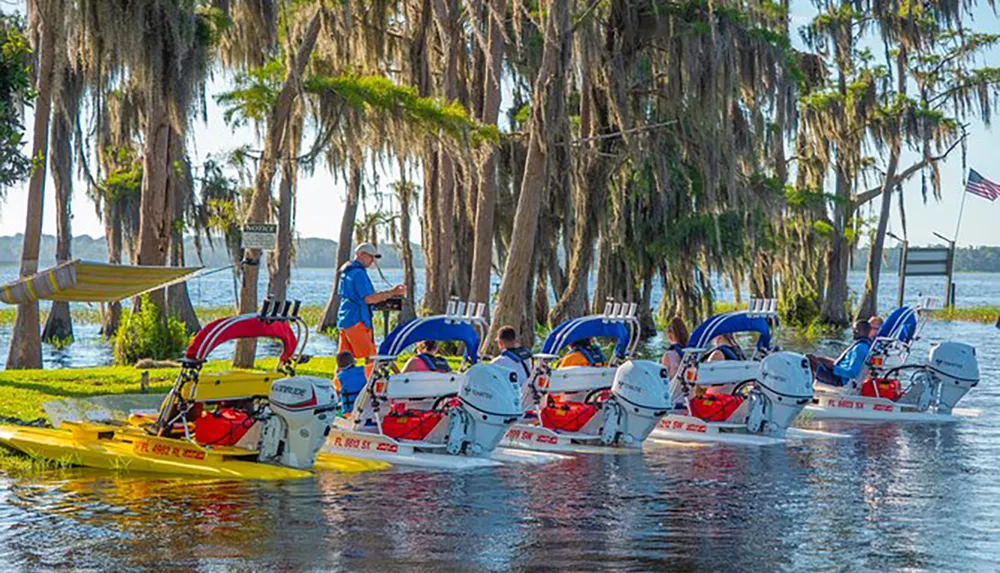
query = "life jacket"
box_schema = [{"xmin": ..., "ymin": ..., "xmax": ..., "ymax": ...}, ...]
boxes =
[
  {"xmin": 577, "ymin": 344, "xmax": 606, "ymax": 366},
  {"xmin": 540, "ymin": 401, "xmax": 599, "ymax": 433},
  {"xmin": 689, "ymin": 394, "xmax": 744, "ymax": 422},
  {"xmin": 861, "ymin": 377, "xmax": 902, "ymax": 401},
  {"xmin": 416, "ymin": 352, "xmax": 451, "ymax": 373},
  {"xmin": 381, "ymin": 408, "xmax": 446, "ymax": 440},
  {"xmin": 704, "ymin": 344, "xmax": 744, "ymax": 362},
  {"xmin": 666, "ymin": 343, "xmax": 684, "ymax": 362},
  {"xmin": 336, "ymin": 365, "xmax": 368, "ymax": 415},
  {"xmin": 502, "ymin": 346, "xmax": 534, "ymax": 379}
]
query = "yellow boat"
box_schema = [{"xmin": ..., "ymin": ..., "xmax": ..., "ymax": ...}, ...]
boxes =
[
  {"xmin": 0, "ymin": 421, "xmax": 385, "ymax": 480},
  {"xmin": 0, "ymin": 264, "xmax": 389, "ymax": 478}
]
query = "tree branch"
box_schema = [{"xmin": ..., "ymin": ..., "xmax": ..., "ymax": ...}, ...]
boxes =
[{"xmin": 853, "ymin": 134, "xmax": 966, "ymax": 207}]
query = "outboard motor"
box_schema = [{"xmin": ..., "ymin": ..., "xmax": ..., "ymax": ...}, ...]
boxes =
[
  {"xmin": 929, "ymin": 342, "xmax": 979, "ymax": 414},
  {"xmin": 446, "ymin": 363, "xmax": 523, "ymax": 456},
  {"xmin": 600, "ymin": 360, "xmax": 671, "ymax": 446},
  {"xmin": 745, "ymin": 352, "xmax": 813, "ymax": 437},
  {"xmin": 258, "ymin": 376, "xmax": 337, "ymax": 469}
]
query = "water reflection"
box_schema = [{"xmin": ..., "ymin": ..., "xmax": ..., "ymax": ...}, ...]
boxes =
[{"xmin": 1, "ymin": 322, "xmax": 998, "ymax": 571}]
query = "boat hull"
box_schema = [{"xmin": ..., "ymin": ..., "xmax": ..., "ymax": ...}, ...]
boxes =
[
  {"xmin": 803, "ymin": 394, "xmax": 960, "ymax": 422},
  {"xmin": 648, "ymin": 414, "xmax": 848, "ymax": 446},
  {"xmin": 0, "ymin": 423, "xmax": 388, "ymax": 479},
  {"xmin": 497, "ymin": 423, "xmax": 645, "ymax": 454},
  {"xmin": 324, "ymin": 426, "xmax": 571, "ymax": 469}
]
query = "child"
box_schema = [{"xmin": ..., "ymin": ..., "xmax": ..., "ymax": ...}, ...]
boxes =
[{"xmin": 335, "ymin": 351, "xmax": 367, "ymax": 417}]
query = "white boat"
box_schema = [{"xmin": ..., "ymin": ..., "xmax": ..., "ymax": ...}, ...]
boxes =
[
  {"xmin": 649, "ymin": 299, "xmax": 841, "ymax": 446},
  {"xmin": 804, "ymin": 305, "xmax": 980, "ymax": 422},
  {"xmin": 323, "ymin": 300, "xmax": 569, "ymax": 469},
  {"xmin": 499, "ymin": 302, "xmax": 672, "ymax": 454}
]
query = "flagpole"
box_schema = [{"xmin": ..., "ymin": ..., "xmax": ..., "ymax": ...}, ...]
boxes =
[{"xmin": 954, "ymin": 174, "xmax": 969, "ymax": 244}]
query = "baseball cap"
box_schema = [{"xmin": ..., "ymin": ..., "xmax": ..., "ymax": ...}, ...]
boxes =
[{"xmin": 355, "ymin": 242, "xmax": 382, "ymax": 259}]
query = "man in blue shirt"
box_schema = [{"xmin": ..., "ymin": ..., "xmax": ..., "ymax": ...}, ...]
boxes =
[
  {"xmin": 337, "ymin": 243, "xmax": 406, "ymax": 376},
  {"xmin": 809, "ymin": 320, "xmax": 873, "ymax": 386}
]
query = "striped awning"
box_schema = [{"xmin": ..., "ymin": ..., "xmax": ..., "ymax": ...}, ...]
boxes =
[{"xmin": 0, "ymin": 260, "xmax": 203, "ymax": 305}]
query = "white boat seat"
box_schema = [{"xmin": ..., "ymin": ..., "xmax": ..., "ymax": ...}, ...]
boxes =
[
  {"xmin": 545, "ymin": 367, "xmax": 616, "ymax": 393},
  {"xmin": 376, "ymin": 371, "xmax": 464, "ymax": 400},
  {"xmin": 688, "ymin": 361, "xmax": 760, "ymax": 385}
]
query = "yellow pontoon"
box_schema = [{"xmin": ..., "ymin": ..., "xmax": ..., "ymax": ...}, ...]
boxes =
[{"xmin": 0, "ymin": 263, "xmax": 388, "ymax": 478}]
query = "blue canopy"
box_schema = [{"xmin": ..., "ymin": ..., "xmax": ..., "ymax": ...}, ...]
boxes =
[
  {"xmin": 878, "ymin": 306, "xmax": 918, "ymax": 343},
  {"xmin": 379, "ymin": 316, "xmax": 481, "ymax": 363},
  {"xmin": 542, "ymin": 316, "xmax": 631, "ymax": 359},
  {"xmin": 688, "ymin": 312, "xmax": 773, "ymax": 351}
]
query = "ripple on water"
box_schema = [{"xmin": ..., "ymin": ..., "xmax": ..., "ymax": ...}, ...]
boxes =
[{"xmin": 0, "ymin": 322, "xmax": 999, "ymax": 571}]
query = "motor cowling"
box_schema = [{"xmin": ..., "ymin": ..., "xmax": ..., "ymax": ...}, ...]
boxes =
[
  {"xmin": 446, "ymin": 363, "xmax": 522, "ymax": 456},
  {"xmin": 750, "ymin": 351, "xmax": 813, "ymax": 437},
  {"xmin": 602, "ymin": 360, "xmax": 671, "ymax": 446},
  {"xmin": 929, "ymin": 342, "xmax": 979, "ymax": 414},
  {"xmin": 258, "ymin": 376, "xmax": 337, "ymax": 469}
]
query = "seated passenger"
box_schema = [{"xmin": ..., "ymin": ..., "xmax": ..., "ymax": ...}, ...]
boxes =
[
  {"xmin": 335, "ymin": 351, "xmax": 367, "ymax": 417},
  {"xmin": 559, "ymin": 338, "xmax": 607, "ymax": 367},
  {"xmin": 808, "ymin": 320, "xmax": 872, "ymax": 387},
  {"xmin": 402, "ymin": 340, "xmax": 452, "ymax": 373},
  {"xmin": 868, "ymin": 315, "xmax": 884, "ymax": 337},
  {"xmin": 660, "ymin": 316, "xmax": 689, "ymax": 379},
  {"xmin": 491, "ymin": 325, "xmax": 533, "ymax": 386},
  {"xmin": 705, "ymin": 333, "xmax": 745, "ymax": 362}
]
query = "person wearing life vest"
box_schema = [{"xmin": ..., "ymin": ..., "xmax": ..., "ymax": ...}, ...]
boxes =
[
  {"xmin": 808, "ymin": 320, "xmax": 873, "ymax": 386},
  {"xmin": 660, "ymin": 316, "xmax": 690, "ymax": 379},
  {"xmin": 337, "ymin": 243, "xmax": 407, "ymax": 377},
  {"xmin": 335, "ymin": 351, "xmax": 367, "ymax": 417},
  {"xmin": 491, "ymin": 325, "xmax": 533, "ymax": 386},
  {"xmin": 402, "ymin": 340, "xmax": 453, "ymax": 373},
  {"xmin": 559, "ymin": 338, "xmax": 607, "ymax": 368},
  {"xmin": 705, "ymin": 333, "xmax": 745, "ymax": 362}
]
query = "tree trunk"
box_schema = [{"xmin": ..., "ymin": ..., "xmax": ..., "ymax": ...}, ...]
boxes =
[
  {"xmin": 820, "ymin": 166, "xmax": 852, "ymax": 326},
  {"xmin": 8, "ymin": 2, "xmax": 58, "ymax": 369},
  {"xmin": 856, "ymin": 146, "xmax": 901, "ymax": 320},
  {"xmin": 135, "ymin": 96, "xmax": 173, "ymax": 314},
  {"xmin": 234, "ymin": 11, "xmax": 321, "ymax": 368},
  {"xmin": 485, "ymin": 0, "xmax": 571, "ymax": 350},
  {"xmin": 166, "ymin": 130, "xmax": 200, "ymax": 335},
  {"xmin": 468, "ymin": 0, "xmax": 505, "ymax": 307},
  {"xmin": 101, "ymin": 201, "xmax": 124, "ymax": 337},
  {"xmin": 268, "ymin": 118, "xmax": 300, "ymax": 303},
  {"xmin": 319, "ymin": 157, "xmax": 362, "ymax": 331},
  {"xmin": 398, "ymin": 185, "xmax": 417, "ymax": 323},
  {"xmin": 42, "ymin": 90, "xmax": 73, "ymax": 345}
]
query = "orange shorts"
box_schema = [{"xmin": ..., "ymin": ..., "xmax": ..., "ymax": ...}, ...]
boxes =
[{"xmin": 338, "ymin": 322, "xmax": 377, "ymax": 360}]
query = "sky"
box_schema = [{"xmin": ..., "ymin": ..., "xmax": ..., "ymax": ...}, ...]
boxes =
[{"xmin": 0, "ymin": 3, "xmax": 998, "ymax": 248}]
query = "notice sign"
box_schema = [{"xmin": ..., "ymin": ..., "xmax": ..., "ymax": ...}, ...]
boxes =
[
  {"xmin": 901, "ymin": 247, "xmax": 952, "ymax": 277},
  {"xmin": 241, "ymin": 223, "xmax": 277, "ymax": 250}
]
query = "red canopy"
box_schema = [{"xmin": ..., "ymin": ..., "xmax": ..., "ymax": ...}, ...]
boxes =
[{"xmin": 185, "ymin": 315, "xmax": 298, "ymax": 363}]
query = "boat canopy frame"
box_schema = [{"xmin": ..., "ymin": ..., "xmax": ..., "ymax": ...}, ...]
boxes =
[
  {"xmin": 152, "ymin": 299, "xmax": 309, "ymax": 441},
  {"xmin": 540, "ymin": 300, "xmax": 641, "ymax": 364}
]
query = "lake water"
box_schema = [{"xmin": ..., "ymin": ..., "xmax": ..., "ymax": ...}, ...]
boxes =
[
  {"xmin": 1, "ymin": 266, "xmax": 999, "ymax": 571},
  {"xmin": 0, "ymin": 321, "xmax": 998, "ymax": 571},
  {"xmin": 0, "ymin": 263, "xmax": 996, "ymax": 369}
]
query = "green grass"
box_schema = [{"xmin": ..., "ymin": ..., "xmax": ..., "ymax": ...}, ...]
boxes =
[{"xmin": 931, "ymin": 306, "xmax": 1000, "ymax": 324}]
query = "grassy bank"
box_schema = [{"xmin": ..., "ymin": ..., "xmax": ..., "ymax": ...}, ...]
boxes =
[{"xmin": 0, "ymin": 356, "xmax": 350, "ymax": 424}]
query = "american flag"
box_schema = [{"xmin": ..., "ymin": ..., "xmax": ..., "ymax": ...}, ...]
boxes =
[{"xmin": 966, "ymin": 169, "xmax": 1000, "ymax": 201}]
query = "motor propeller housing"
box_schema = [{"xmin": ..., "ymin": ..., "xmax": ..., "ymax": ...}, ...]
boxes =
[
  {"xmin": 446, "ymin": 363, "xmax": 523, "ymax": 456},
  {"xmin": 751, "ymin": 351, "xmax": 814, "ymax": 437},
  {"xmin": 928, "ymin": 342, "xmax": 979, "ymax": 414},
  {"xmin": 603, "ymin": 360, "xmax": 672, "ymax": 446},
  {"xmin": 258, "ymin": 376, "xmax": 337, "ymax": 469}
]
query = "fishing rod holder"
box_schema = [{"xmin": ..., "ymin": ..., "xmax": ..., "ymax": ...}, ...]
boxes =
[
  {"xmin": 445, "ymin": 297, "xmax": 487, "ymax": 326},
  {"xmin": 258, "ymin": 297, "xmax": 302, "ymax": 322},
  {"xmin": 746, "ymin": 298, "xmax": 778, "ymax": 317}
]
